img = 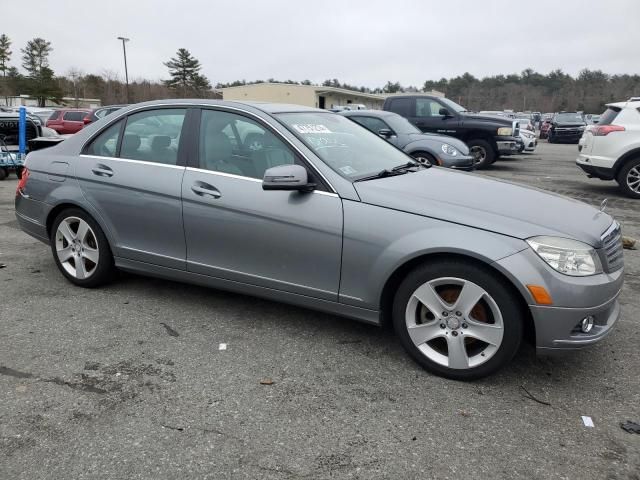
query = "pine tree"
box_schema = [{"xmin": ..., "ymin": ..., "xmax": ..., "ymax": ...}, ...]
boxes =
[
  {"xmin": 163, "ymin": 48, "xmax": 211, "ymax": 97},
  {"xmin": 21, "ymin": 37, "xmax": 62, "ymax": 106},
  {"xmin": 0, "ymin": 34, "xmax": 12, "ymax": 103}
]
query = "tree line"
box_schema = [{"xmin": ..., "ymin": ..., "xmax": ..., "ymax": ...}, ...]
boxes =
[{"xmin": 1, "ymin": 33, "xmax": 639, "ymax": 112}]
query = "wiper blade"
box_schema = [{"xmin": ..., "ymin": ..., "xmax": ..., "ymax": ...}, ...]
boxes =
[
  {"xmin": 392, "ymin": 161, "xmax": 427, "ymax": 172},
  {"xmin": 353, "ymin": 169, "xmax": 408, "ymax": 182}
]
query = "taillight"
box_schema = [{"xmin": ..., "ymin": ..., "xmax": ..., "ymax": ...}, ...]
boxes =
[
  {"xmin": 16, "ymin": 167, "xmax": 29, "ymax": 196},
  {"xmin": 592, "ymin": 125, "xmax": 625, "ymax": 136},
  {"xmin": 83, "ymin": 115, "xmax": 92, "ymax": 124}
]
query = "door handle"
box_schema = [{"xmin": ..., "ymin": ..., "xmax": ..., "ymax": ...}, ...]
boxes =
[
  {"xmin": 191, "ymin": 183, "xmax": 221, "ymax": 198},
  {"xmin": 91, "ymin": 164, "xmax": 113, "ymax": 177}
]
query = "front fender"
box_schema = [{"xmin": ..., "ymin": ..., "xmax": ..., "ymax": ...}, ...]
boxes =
[{"xmin": 339, "ymin": 201, "xmax": 527, "ymax": 310}]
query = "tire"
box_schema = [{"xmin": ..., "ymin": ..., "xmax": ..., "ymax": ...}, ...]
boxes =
[
  {"xmin": 0, "ymin": 168, "xmax": 7, "ymax": 181},
  {"xmin": 50, "ymin": 208, "xmax": 115, "ymax": 288},
  {"xmin": 547, "ymin": 133, "xmax": 555, "ymax": 143},
  {"xmin": 616, "ymin": 157, "xmax": 640, "ymax": 199},
  {"xmin": 411, "ymin": 151, "xmax": 438, "ymax": 167},
  {"xmin": 467, "ymin": 139, "xmax": 495, "ymax": 169},
  {"xmin": 15, "ymin": 167, "xmax": 23, "ymax": 180},
  {"xmin": 392, "ymin": 259, "xmax": 524, "ymax": 380}
]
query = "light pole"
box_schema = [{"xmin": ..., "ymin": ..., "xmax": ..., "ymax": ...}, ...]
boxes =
[{"xmin": 117, "ymin": 36, "xmax": 130, "ymax": 103}]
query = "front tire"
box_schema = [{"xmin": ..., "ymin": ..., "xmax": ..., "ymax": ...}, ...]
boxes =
[
  {"xmin": 616, "ymin": 157, "xmax": 640, "ymax": 199},
  {"xmin": 467, "ymin": 139, "xmax": 495, "ymax": 169},
  {"xmin": 411, "ymin": 151, "xmax": 438, "ymax": 167},
  {"xmin": 50, "ymin": 208, "xmax": 115, "ymax": 287},
  {"xmin": 392, "ymin": 259, "xmax": 523, "ymax": 380}
]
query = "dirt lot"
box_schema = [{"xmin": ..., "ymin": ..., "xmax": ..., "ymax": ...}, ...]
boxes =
[{"xmin": 1, "ymin": 142, "xmax": 639, "ymax": 479}]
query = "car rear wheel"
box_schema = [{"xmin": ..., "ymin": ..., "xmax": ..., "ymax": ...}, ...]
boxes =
[
  {"xmin": 467, "ymin": 139, "xmax": 495, "ymax": 169},
  {"xmin": 411, "ymin": 151, "xmax": 438, "ymax": 167},
  {"xmin": 392, "ymin": 259, "xmax": 523, "ymax": 380},
  {"xmin": 616, "ymin": 157, "xmax": 640, "ymax": 199},
  {"xmin": 50, "ymin": 208, "xmax": 115, "ymax": 287}
]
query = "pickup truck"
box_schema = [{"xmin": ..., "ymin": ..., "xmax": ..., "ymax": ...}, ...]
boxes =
[{"xmin": 382, "ymin": 95, "xmax": 520, "ymax": 168}]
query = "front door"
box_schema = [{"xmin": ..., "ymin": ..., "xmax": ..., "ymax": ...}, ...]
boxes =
[
  {"xmin": 413, "ymin": 98, "xmax": 458, "ymax": 136},
  {"xmin": 182, "ymin": 108, "xmax": 343, "ymax": 300},
  {"xmin": 77, "ymin": 108, "xmax": 188, "ymax": 269}
]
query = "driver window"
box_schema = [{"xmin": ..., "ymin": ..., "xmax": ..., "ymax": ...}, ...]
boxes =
[
  {"xmin": 416, "ymin": 99, "xmax": 444, "ymax": 118},
  {"xmin": 351, "ymin": 116, "xmax": 390, "ymax": 134},
  {"xmin": 199, "ymin": 110, "xmax": 296, "ymax": 180},
  {"xmin": 85, "ymin": 120, "xmax": 122, "ymax": 157}
]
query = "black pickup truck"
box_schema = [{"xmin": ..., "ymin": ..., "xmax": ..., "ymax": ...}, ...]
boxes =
[{"xmin": 382, "ymin": 95, "xmax": 519, "ymax": 169}]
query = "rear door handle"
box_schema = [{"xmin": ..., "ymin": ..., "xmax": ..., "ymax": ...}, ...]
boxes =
[
  {"xmin": 91, "ymin": 164, "xmax": 113, "ymax": 177},
  {"xmin": 191, "ymin": 183, "xmax": 221, "ymax": 198}
]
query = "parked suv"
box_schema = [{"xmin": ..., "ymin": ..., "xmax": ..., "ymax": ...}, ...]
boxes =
[
  {"xmin": 547, "ymin": 112, "xmax": 586, "ymax": 143},
  {"xmin": 383, "ymin": 95, "xmax": 519, "ymax": 169},
  {"xmin": 46, "ymin": 109, "xmax": 92, "ymax": 134},
  {"xmin": 577, "ymin": 99, "xmax": 640, "ymax": 198}
]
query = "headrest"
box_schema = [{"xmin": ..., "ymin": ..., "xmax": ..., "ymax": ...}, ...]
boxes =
[{"xmin": 151, "ymin": 135, "xmax": 171, "ymax": 149}]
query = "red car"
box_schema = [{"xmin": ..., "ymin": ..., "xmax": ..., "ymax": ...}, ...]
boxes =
[
  {"xmin": 539, "ymin": 119, "xmax": 552, "ymax": 139},
  {"xmin": 45, "ymin": 108, "xmax": 92, "ymax": 134}
]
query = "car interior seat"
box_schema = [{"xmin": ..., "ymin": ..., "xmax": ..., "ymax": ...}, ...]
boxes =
[
  {"xmin": 150, "ymin": 135, "xmax": 175, "ymax": 164},
  {"xmin": 121, "ymin": 134, "xmax": 141, "ymax": 159}
]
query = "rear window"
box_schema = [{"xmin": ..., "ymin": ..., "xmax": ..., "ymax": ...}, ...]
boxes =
[
  {"xmin": 63, "ymin": 111, "xmax": 87, "ymax": 121},
  {"xmin": 387, "ymin": 98, "xmax": 413, "ymax": 117},
  {"xmin": 48, "ymin": 111, "xmax": 60, "ymax": 121},
  {"xmin": 597, "ymin": 107, "xmax": 621, "ymax": 126}
]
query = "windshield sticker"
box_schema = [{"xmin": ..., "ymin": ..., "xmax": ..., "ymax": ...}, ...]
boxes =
[
  {"xmin": 293, "ymin": 124, "xmax": 332, "ymax": 134},
  {"xmin": 339, "ymin": 165, "xmax": 356, "ymax": 175}
]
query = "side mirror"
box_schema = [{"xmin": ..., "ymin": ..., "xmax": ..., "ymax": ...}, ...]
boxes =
[
  {"xmin": 438, "ymin": 108, "xmax": 452, "ymax": 117},
  {"xmin": 262, "ymin": 164, "xmax": 316, "ymax": 192},
  {"xmin": 378, "ymin": 128, "xmax": 394, "ymax": 138}
]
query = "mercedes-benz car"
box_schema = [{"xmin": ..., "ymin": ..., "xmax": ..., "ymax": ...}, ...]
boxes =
[{"xmin": 15, "ymin": 100, "xmax": 624, "ymax": 380}]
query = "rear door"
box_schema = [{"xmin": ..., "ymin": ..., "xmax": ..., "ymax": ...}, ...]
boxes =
[
  {"xmin": 181, "ymin": 107, "xmax": 343, "ymax": 300},
  {"xmin": 77, "ymin": 107, "xmax": 189, "ymax": 269},
  {"xmin": 61, "ymin": 111, "xmax": 88, "ymax": 134}
]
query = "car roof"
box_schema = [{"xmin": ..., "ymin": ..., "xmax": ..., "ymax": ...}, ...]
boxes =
[
  {"xmin": 606, "ymin": 100, "xmax": 640, "ymax": 109},
  {"xmin": 116, "ymin": 99, "xmax": 326, "ymax": 115},
  {"xmin": 339, "ymin": 109, "xmax": 395, "ymax": 118}
]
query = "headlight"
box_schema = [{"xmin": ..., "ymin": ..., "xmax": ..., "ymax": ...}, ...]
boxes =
[
  {"xmin": 521, "ymin": 131, "xmax": 534, "ymax": 138},
  {"xmin": 441, "ymin": 144, "xmax": 457, "ymax": 156},
  {"xmin": 497, "ymin": 127, "xmax": 513, "ymax": 136},
  {"xmin": 526, "ymin": 236, "xmax": 602, "ymax": 276}
]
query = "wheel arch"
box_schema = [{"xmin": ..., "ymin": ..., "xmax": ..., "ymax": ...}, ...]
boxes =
[
  {"xmin": 379, "ymin": 252, "xmax": 535, "ymax": 344},
  {"xmin": 45, "ymin": 202, "xmax": 115, "ymax": 251},
  {"xmin": 612, "ymin": 147, "xmax": 640, "ymax": 176}
]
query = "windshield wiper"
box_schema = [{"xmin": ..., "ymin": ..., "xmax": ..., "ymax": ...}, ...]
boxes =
[
  {"xmin": 392, "ymin": 161, "xmax": 428, "ymax": 172},
  {"xmin": 353, "ymin": 169, "xmax": 408, "ymax": 182}
]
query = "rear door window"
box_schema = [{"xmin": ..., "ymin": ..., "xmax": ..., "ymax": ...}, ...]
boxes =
[
  {"xmin": 48, "ymin": 111, "xmax": 60, "ymax": 121},
  {"xmin": 63, "ymin": 111, "xmax": 87, "ymax": 121},
  {"xmin": 120, "ymin": 109, "xmax": 186, "ymax": 165},
  {"xmin": 84, "ymin": 120, "xmax": 123, "ymax": 157},
  {"xmin": 388, "ymin": 98, "xmax": 414, "ymax": 117}
]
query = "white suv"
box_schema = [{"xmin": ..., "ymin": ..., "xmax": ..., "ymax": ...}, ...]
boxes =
[{"xmin": 576, "ymin": 99, "xmax": 640, "ymax": 198}]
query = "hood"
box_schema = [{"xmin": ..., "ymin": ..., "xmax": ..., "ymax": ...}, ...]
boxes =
[
  {"xmin": 353, "ymin": 168, "xmax": 612, "ymax": 246},
  {"xmin": 406, "ymin": 132, "xmax": 469, "ymax": 154},
  {"xmin": 459, "ymin": 112, "xmax": 513, "ymax": 126}
]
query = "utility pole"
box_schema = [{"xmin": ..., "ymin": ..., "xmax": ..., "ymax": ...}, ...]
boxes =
[{"xmin": 117, "ymin": 36, "xmax": 130, "ymax": 103}]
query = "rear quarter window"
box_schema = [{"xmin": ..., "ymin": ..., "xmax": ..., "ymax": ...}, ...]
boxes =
[
  {"xmin": 48, "ymin": 111, "xmax": 60, "ymax": 121},
  {"xmin": 63, "ymin": 111, "xmax": 87, "ymax": 121}
]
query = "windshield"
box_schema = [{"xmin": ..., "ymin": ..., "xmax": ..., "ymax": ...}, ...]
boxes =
[
  {"xmin": 384, "ymin": 114, "xmax": 422, "ymax": 134},
  {"xmin": 556, "ymin": 113, "xmax": 584, "ymax": 123},
  {"xmin": 276, "ymin": 112, "xmax": 415, "ymax": 180},
  {"xmin": 440, "ymin": 97, "xmax": 467, "ymax": 113}
]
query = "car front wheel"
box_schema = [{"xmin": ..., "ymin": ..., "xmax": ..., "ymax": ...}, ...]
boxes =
[
  {"xmin": 50, "ymin": 208, "xmax": 115, "ymax": 287},
  {"xmin": 411, "ymin": 151, "xmax": 438, "ymax": 167},
  {"xmin": 467, "ymin": 140, "xmax": 495, "ymax": 169},
  {"xmin": 392, "ymin": 259, "xmax": 523, "ymax": 380},
  {"xmin": 616, "ymin": 157, "xmax": 640, "ymax": 199}
]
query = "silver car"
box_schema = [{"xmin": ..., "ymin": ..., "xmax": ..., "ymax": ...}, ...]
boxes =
[{"xmin": 15, "ymin": 100, "xmax": 624, "ymax": 380}]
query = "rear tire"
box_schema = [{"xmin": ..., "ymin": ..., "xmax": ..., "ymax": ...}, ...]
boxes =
[
  {"xmin": 15, "ymin": 167, "xmax": 23, "ymax": 179},
  {"xmin": 467, "ymin": 139, "xmax": 495, "ymax": 169},
  {"xmin": 0, "ymin": 168, "xmax": 7, "ymax": 180},
  {"xmin": 392, "ymin": 259, "xmax": 523, "ymax": 380},
  {"xmin": 50, "ymin": 208, "xmax": 115, "ymax": 288},
  {"xmin": 616, "ymin": 157, "xmax": 640, "ymax": 199}
]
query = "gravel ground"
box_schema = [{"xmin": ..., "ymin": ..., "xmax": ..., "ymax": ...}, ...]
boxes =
[{"xmin": 1, "ymin": 142, "xmax": 639, "ymax": 479}]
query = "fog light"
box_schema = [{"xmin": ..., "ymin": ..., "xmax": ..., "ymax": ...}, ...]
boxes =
[{"xmin": 581, "ymin": 316, "xmax": 594, "ymax": 333}]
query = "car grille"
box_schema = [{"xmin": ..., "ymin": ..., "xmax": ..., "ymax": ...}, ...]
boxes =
[
  {"xmin": 601, "ymin": 222, "xmax": 624, "ymax": 272},
  {"xmin": 555, "ymin": 127, "xmax": 583, "ymax": 136}
]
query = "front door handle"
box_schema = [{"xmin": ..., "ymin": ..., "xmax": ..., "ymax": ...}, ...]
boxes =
[
  {"xmin": 191, "ymin": 183, "xmax": 221, "ymax": 198},
  {"xmin": 91, "ymin": 164, "xmax": 113, "ymax": 177}
]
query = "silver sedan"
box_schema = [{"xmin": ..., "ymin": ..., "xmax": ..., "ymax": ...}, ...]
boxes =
[{"xmin": 15, "ymin": 100, "xmax": 624, "ymax": 380}]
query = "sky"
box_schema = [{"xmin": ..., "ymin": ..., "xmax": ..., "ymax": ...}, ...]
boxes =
[{"xmin": 2, "ymin": 0, "xmax": 640, "ymax": 88}]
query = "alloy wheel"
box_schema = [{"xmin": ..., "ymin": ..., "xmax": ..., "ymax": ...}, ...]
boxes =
[
  {"xmin": 469, "ymin": 146, "xmax": 486, "ymax": 164},
  {"xmin": 627, "ymin": 166, "xmax": 640, "ymax": 194},
  {"xmin": 55, "ymin": 217, "xmax": 99, "ymax": 279},
  {"xmin": 404, "ymin": 277, "xmax": 504, "ymax": 369}
]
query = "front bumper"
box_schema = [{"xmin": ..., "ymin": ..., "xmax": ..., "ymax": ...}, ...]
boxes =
[
  {"xmin": 495, "ymin": 136, "xmax": 519, "ymax": 155},
  {"xmin": 494, "ymin": 247, "xmax": 624, "ymax": 353},
  {"xmin": 441, "ymin": 154, "xmax": 475, "ymax": 171}
]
